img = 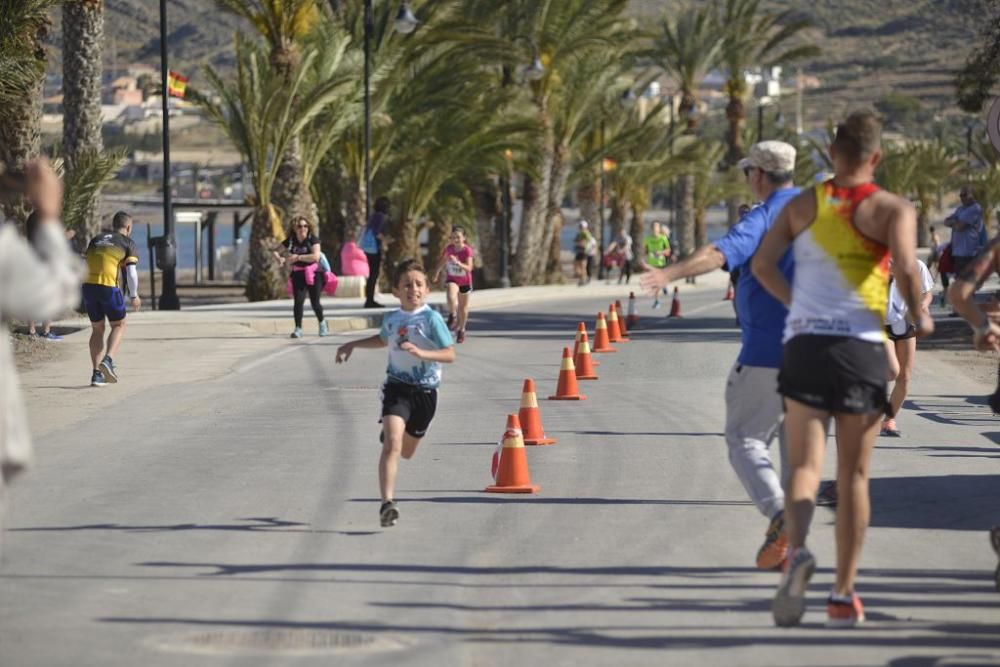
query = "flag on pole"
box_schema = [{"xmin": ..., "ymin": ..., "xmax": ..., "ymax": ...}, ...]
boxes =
[{"xmin": 167, "ymin": 71, "xmax": 188, "ymax": 98}]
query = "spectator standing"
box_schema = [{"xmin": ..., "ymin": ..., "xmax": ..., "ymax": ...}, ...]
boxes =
[
  {"xmin": 943, "ymin": 186, "xmax": 984, "ymax": 278},
  {"xmin": 277, "ymin": 216, "xmax": 327, "ymax": 339},
  {"xmin": 361, "ymin": 196, "xmax": 392, "ymax": 308}
]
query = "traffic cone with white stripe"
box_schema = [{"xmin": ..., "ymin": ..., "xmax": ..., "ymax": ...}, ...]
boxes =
[
  {"xmin": 519, "ymin": 379, "xmax": 556, "ymax": 446},
  {"xmin": 668, "ymin": 287, "xmax": 682, "ymax": 318},
  {"xmin": 626, "ymin": 292, "xmax": 639, "ymax": 330},
  {"xmin": 592, "ymin": 312, "xmax": 617, "ymax": 353},
  {"xmin": 574, "ymin": 331, "xmax": 599, "ymax": 380},
  {"xmin": 485, "ymin": 414, "xmax": 540, "ymax": 494},
  {"xmin": 615, "ymin": 299, "xmax": 630, "ymax": 338},
  {"xmin": 573, "ymin": 321, "xmax": 599, "ymax": 366},
  {"xmin": 607, "ymin": 303, "xmax": 629, "ymax": 343},
  {"xmin": 549, "ymin": 347, "xmax": 587, "ymax": 400}
]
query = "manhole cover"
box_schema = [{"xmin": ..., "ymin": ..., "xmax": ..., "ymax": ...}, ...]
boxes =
[{"xmin": 150, "ymin": 629, "xmax": 407, "ymax": 655}]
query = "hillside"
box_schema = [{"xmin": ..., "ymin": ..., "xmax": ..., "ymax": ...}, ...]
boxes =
[{"xmin": 45, "ymin": 0, "xmax": 990, "ymax": 130}]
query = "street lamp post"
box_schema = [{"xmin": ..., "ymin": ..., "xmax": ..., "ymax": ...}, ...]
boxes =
[
  {"xmin": 158, "ymin": 0, "xmax": 179, "ymax": 310},
  {"xmin": 362, "ymin": 1, "xmax": 417, "ymax": 224}
]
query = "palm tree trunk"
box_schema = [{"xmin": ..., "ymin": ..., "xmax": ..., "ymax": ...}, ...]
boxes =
[
  {"xmin": 62, "ymin": 0, "xmax": 105, "ymax": 242},
  {"xmin": 471, "ymin": 180, "xmax": 501, "ymax": 286},
  {"xmin": 345, "ymin": 178, "xmax": 366, "ymax": 236},
  {"xmin": 577, "ymin": 179, "xmax": 599, "ymax": 229},
  {"xmin": 609, "ymin": 197, "xmax": 627, "ymax": 239},
  {"xmin": 676, "ymin": 174, "xmax": 696, "ymax": 258},
  {"xmin": 542, "ymin": 144, "xmax": 572, "ymax": 282},
  {"xmin": 0, "ymin": 37, "xmax": 44, "ymax": 221},
  {"xmin": 725, "ymin": 90, "xmax": 747, "ymax": 227},
  {"xmin": 245, "ymin": 207, "xmax": 286, "ymax": 301},
  {"xmin": 427, "ymin": 218, "xmax": 449, "ymax": 270},
  {"xmin": 272, "ymin": 138, "xmax": 316, "ymax": 223},
  {"xmin": 629, "ymin": 201, "xmax": 645, "ymax": 268},
  {"xmin": 513, "ymin": 117, "xmax": 555, "ymax": 285}
]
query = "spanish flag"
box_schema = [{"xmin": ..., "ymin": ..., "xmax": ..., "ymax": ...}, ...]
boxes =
[{"xmin": 167, "ymin": 71, "xmax": 188, "ymax": 98}]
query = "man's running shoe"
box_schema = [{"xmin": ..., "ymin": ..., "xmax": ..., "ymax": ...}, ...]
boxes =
[
  {"xmin": 290, "ymin": 327, "xmax": 304, "ymax": 339},
  {"xmin": 756, "ymin": 511, "xmax": 788, "ymax": 570},
  {"xmin": 318, "ymin": 320, "xmax": 329, "ymax": 337},
  {"xmin": 880, "ymin": 418, "xmax": 901, "ymax": 437},
  {"xmin": 380, "ymin": 501, "xmax": 399, "ymax": 527},
  {"xmin": 652, "ymin": 299, "xmax": 662, "ymax": 310},
  {"xmin": 90, "ymin": 369, "xmax": 107, "ymax": 387},
  {"xmin": 772, "ymin": 546, "xmax": 816, "ymax": 627},
  {"xmin": 41, "ymin": 331, "xmax": 63, "ymax": 341},
  {"xmin": 826, "ymin": 591, "xmax": 865, "ymax": 628},
  {"xmin": 446, "ymin": 312, "xmax": 456, "ymax": 330},
  {"xmin": 456, "ymin": 329, "xmax": 466, "ymax": 344},
  {"xmin": 816, "ymin": 480, "xmax": 838, "ymax": 507},
  {"xmin": 99, "ymin": 356, "xmax": 118, "ymax": 383}
]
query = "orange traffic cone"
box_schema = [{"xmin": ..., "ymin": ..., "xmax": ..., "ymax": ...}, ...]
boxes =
[
  {"xmin": 519, "ymin": 379, "xmax": 556, "ymax": 446},
  {"xmin": 485, "ymin": 414, "xmax": 540, "ymax": 493},
  {"xmin": 549, "ymin": 347, "xmax": 587, "ymax": 400},
  {"xmin": 626, "ymin": 292, "xmax": 639, "ymax": 330},
  {"xmin": 592, "ymin": 312, "xmax": 617, "ymax": 353},
  {"xmin": 572, "ymin": 322, "xmax": 599, "ymax": 366},
  {"xmin": 574, "ymin": 331, "xmax": 599, "ymax": 380},
  {"xmin": 724, "ymin": 282, "xmax": 735, "ymax": 301},
  {"xmin": 607, "ymin": 303, "xmax": 629, "ymax": 343},
  {"xmin": 615, "ymin": 300, "xmax": 631, "ymax": 338},
  {"xmin": 668, "ymin": 286, "xmax": 682, "ymax": 318}
]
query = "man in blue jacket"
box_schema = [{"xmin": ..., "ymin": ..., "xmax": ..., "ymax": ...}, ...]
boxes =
[{"xmin": 640, "ymin": 141, "xmax": 800, "ymax": 571}]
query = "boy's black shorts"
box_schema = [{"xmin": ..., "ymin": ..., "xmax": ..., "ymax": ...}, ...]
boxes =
[
  {"xmin": 779, "ymin": 334, "xmax": 888, "ymax": 415},
  {"xmin": 380, "ymin": 380, "xmax": 438, "ymax": 438}
]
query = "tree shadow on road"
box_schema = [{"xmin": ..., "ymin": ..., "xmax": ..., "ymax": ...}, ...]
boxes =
[
  {"xmin": 870, "ymin": 474, "xmax": 1000, "ymax": 531},
  {"xmin": 7, "ymin": 517, "xmax": 373, "ymax": 536}
]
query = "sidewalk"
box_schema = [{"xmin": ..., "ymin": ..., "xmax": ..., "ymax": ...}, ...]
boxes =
[{"xmin": 53, "ymin": 271, "xmax": 734, "ymax": 336}]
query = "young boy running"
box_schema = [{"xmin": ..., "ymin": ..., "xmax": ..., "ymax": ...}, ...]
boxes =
[
  {"xmin": 432, "ymin": 227, "xmax": 475, "ymax": 343},
  {"xmin": 335, "ymin": 259, "xmax": 456, "ymax": 527}
]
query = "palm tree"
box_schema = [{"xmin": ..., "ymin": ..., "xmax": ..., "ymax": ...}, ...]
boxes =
[
  {"xmin": 62, "ymin": 0, "xmax": 105, "ymax": 243},
  {"xmin": 440, "ymin": 0, "xmax": 633, "ymax": 284},
  {"xmin": 715, "ymin": 0, "xmax": 818, "ymax": 168},
  {"xmin": 216, "ymin": 0, "xmax": 323, "ymax": 223},
  {"xmin": 649, "ymin": 6, "xmax": 723, "ymax": 259},
  {"xmin": 0, "ymin": 0, "xmax": 56, "ymax": 218},
  {"xmin": 877, "ymin": 140, "xmax": 962, "ymax": 247},
  {"xmin": 200, "ymin": 36, "xmax": 354, "ymax": 300}
]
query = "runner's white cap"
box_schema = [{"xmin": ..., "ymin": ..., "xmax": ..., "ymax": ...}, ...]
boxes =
[
  {"xmin": 737, "ymin": 140, "xmax": 796, "ymax": 173},
  {"xmin": 578, "ymin": 220, "xmax": 588, "ymax": 228}
]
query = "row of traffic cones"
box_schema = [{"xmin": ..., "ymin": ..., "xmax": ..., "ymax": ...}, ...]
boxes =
[{"xmin": 486, "ymin": 301, "xmax": 635, "ymax": 494}]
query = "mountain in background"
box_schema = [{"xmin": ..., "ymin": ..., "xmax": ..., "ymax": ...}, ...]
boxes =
[{"xmin": 45, "ymin": 0, "xmax": 990, "ymax": 128}]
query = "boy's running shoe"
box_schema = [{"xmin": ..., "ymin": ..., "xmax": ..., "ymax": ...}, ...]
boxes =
[
  {"xmin": 826, "ymin": 591, "xmax": 865, "ymax": 628},
  {"xmin": 456, "ymin": 329, "xmax": 466, "ymax": 344},
  {"xmin": 756, "ymin": 511, "xmax": 788, "ymax": 570},
  {"xmin": 880, "ymin": 418, "xmax": 900, "ymax": 437},
  {"xmin": 816, "ymin": 480, "xmax": 838, "ymax": 507},
  {"xmin": 99, "ymin": 356, "xmax": 118, "ymax": 383},
  {"xmin": 772, "ymin": 546, "xmax": 816, "ymax": 627},
  {"xmin": 290, "ymin": 327, "xmax": 304, "ymax": 339},
  {"xmin": 41, "ymin": 331, "xmax": 63, "ymax": 341},
  {"xmin": 90, "ymin": 369, "xmax": 107, "ymax": 387},
  {"xmin": 380, "ymin": 501, "xmax": 399, "ymax": 527},
  {"xmin": 446, "ymin": 313, "xmax": 456, "ymax": 330},
  {"xmin": 652, "ymin": 299, "xmax": 662, "ymax": 309},
  {"xmin": 318, "ymin": 320, "xmax": 329, "ymax": 337}
]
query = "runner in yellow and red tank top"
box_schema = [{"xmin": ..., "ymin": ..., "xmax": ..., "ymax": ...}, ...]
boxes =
[{"xmin": 752, "ymin": 111, "xmax": 933, "ymax": 629}]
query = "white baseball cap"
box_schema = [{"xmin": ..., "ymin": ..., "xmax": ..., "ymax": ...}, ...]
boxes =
[{"xmin": 737, "ymin": 140, "xmax": 796, "ymax": 173}]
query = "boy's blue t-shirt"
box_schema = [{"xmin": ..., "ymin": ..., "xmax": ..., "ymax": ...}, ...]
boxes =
[
  {"xmin": 378, "ymin": 305, "xmax": 453, "ymax": 388},
  {"xmin": 713, "ymin": 187, "xmax": 800, "ymax": 369}
]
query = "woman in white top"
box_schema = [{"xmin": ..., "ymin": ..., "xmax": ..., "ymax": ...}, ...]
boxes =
[{"xmin": 882, "ymin": 259, "xmax": 935, "ymax": 436}]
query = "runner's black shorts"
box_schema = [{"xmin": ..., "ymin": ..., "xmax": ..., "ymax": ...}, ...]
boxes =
[
  {"xmin": 380, "ymin": 380, "xmax": 438, "ymax": 438},
  {"xmin": 779, "ymin": 334, "xmax": 888, "ymax": 414},
  {"xmin": 885, "ymin": 324, "xmax": 917, "ymax": 342}
]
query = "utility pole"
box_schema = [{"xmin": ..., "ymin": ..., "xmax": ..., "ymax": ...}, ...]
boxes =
[{"xmin": 158, "ymin": 0, "xmax": 179, "ymax": 310}]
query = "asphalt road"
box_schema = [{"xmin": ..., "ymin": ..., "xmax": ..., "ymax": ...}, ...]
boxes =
[{"xmin": 2, "ymin": 289, "xmax": 999, "ymax": 666}]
